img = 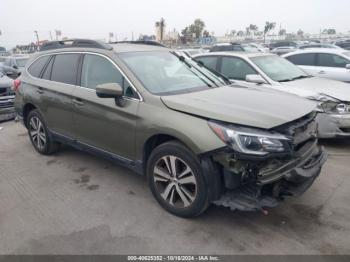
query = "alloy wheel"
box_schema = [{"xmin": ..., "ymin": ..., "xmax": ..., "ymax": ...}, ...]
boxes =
[
  {"xmin": 153, "ymin": 155, "xmax": 197, "ymax": 208},
  {"xmin": 29, "ymin": 116, "xmax": 46, "ymax": 151}
]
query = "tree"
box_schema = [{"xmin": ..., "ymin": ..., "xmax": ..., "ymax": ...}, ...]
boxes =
[
  {"xmin": 190, "ymin": 19, "xmax": 205, "ymax": 38},
  {"xmin": 245, "ymin": 27, "xmax": 250, "ymax": 36},
  {"xmin": 203, "ymin": 30, "xmax": 210, "ymax": 37},
  {"xmin": 279, "ymin": 29, "xmax": 286, "ymax": 36},
  {"xmin": 249, "ymin": 24, "xmax": 258, "ymax": 35},
  {"xmin": 237, "ymin": 30, "xmax": 244, "ymax": 37},
  {"xmin": 230, "ymin": 30, "xmax": 236, "ymax": 36},
  {"xmin": 327, "ymin": 29, "xmax": 336, "ymax": 35},
  {"xmin": 297, "ymin": 29, "xmax": 304, "ymax": 37},
  {"xmin": 264, "ymin": 21, "xmax": 276, "ymax": 43},
  {"xmin": 181, "ymin": 19, "xmax": 206, "ymax": 42}
]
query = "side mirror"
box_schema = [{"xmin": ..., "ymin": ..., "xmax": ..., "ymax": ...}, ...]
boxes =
[
  {"xmin": 96, "ymin": 83, "xmax": 123, "ymax": 98},
  {"xmin": 13, "ymin": 65, "xmax": 18, "ymax": 69},
  {"xmin": 245, "ymin": 74, "xmax": 267, "ymax": 84},
  {"xmin": 346, "ymin": 64, "xmax": 350, "ymax": 70}
]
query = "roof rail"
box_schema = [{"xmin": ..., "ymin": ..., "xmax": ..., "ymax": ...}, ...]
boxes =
[
  {"xmin": 112, "ymin": 40, "xmax": 167, "ymax": 47},
  {"xmin": 40, "ymin": 39, "xmax": 113, "ymax": 51}
]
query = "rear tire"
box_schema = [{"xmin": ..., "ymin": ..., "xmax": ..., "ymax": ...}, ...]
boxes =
[
  {"xmin": 27, "ymin": 110, "xmax": 59, "ymax": 155},
  {"xmin": 147, "ymin": 141, "xmax": 209, "ymax": 217}
]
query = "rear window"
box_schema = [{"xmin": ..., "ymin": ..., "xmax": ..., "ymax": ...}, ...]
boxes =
[
  {"xmin": 28, "ymin": 56, "xmax": 50, "ymax": 78},
  {"xmin": 50, "ymin": 54, "xmax": 80, "ymax": 85}
]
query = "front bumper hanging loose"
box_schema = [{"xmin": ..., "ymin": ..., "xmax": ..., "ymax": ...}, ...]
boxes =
[{"xmin": 213, "ymin": 145, "xmax": 328, "ymax": 212}]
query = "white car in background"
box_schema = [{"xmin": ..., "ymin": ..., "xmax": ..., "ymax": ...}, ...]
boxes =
[
  {"xmin": 283, "ymin": 48, "xmax": 350, "ymax": 83},
  {"xmin": 194, "ymin": 52, "xmax": 350, "ymax": 138}
]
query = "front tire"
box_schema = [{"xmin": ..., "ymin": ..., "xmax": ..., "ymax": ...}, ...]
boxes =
[
  {"xmin": 27, "ymin": 110, "xmax": 59, "ymax": 155},
  {"xmin": 147, "ymin": 141, "xmax": 209, "ymax": 217}
]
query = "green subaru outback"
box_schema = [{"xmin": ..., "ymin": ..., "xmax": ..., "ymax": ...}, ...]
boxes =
[{"xmin": 14, "ymin": 39, "xmax": 327, "ymax": 217}]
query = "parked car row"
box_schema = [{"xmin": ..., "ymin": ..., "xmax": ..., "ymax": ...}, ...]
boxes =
[{"xmin": 13, "ymin": 39, "xmax": 329, "ymax": 217}]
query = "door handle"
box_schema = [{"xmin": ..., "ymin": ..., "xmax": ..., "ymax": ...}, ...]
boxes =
[
  {"xmin": 73, "ymin": 98, "xmax": 85, "ymax": 106},
  {"xmin": 36, "ymin": 88, "xmax": 44, "ymax": 94},
  {"xmin": 318, "ymin": 70, "xmax": 326, "ymax": 74}
]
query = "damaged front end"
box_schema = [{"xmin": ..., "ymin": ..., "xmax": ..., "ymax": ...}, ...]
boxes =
[{"xmin": 205, "ymin": 112, "xmax": 327, "ymax": 212}]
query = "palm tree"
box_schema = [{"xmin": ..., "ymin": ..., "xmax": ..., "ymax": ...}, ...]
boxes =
[
  {"xmin": 264, "ymin": 21, "xmax": 276, "ymax": 43},
  {"xmin": 249, "ymin": 24, "xmax": 258, "ymax": 36}
]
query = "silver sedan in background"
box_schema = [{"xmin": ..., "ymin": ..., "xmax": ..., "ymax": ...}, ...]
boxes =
[
  {"xmin": 283, "ymin": 48, "xmax": 350, "ymax": 83},
  {"xmin": 194, "ymin": 52, "xmax": 350, "ymax": 138}
]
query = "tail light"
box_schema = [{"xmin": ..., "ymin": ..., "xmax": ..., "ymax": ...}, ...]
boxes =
[{"xmin": 13, "ymin": 79, "xmax": 21, "ymax": 92}]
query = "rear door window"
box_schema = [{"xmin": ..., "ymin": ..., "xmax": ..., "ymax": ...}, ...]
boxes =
[
  {"xmin": 220, "ymin": 57, "xmax": 256, "ymax": 80},
  {"xmin": 50, "ymin": 54, "xmax": 80, "ymax": 85},
  {"xmin": 285, "ymin": 53, "xmax": 316, "ymax": 66},
  {"xmin": 28, "ymin": 56, "xmax": 50, "ymax": 78},
  {"xmin": 317, "ymin": 53, "xmax": 349, "ymax": 68}
]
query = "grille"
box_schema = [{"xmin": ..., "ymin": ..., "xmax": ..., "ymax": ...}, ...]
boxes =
[{"xmin": 0, "ymin": 95, "xmax": 14, "ymax": 108}]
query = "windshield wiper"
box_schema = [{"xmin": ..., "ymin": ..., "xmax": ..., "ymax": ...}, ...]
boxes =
[
  {"xmin": 279, "ymin": 75, "xmax": 311, "ymax": 82},
  {"xmin": 170, "ymin": 51, "xmax": 219, "ymax": 88},
  {"xmin": 291, "ymin": 75, "xmax": 312, "ymax": 81},
  {"xmin": 192, "ymin": 59, "xmax": 232, "ymax": 86}
]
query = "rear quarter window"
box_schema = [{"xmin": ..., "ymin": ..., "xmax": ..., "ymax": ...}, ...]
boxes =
[{"xmin": 28, "ymin": 56, "xmax": 50, "ymax": 78}]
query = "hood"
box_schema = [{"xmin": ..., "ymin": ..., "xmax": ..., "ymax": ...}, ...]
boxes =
[
  {"xmin": 161, "ymin": 85, "xmax": 317, "ymax": 129},
  {"xmin": 280, "ymin": 77, "xmax": 350, "ymax": 102}
]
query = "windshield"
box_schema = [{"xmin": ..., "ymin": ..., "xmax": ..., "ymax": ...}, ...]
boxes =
[
  {"xmin": 118, "ymin": 51, "xmax": 225, "ymax": 95},
  {"xmin": 16, "ymin": 58, "xmax": 29, "ymax": 67},
  {"xmin": 251, "ymin": 55, "xmax": 309, "ymax": 82}
]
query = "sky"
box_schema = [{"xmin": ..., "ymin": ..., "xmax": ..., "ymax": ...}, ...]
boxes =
[{"xmin": 0, "ymin": 0, "xmax": 349, "ymax": 48}]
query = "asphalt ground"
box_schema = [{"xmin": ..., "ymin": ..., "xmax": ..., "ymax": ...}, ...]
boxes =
[{"xmin": 0, "ymin": 120, "xmax": 350, "ymax": 255}]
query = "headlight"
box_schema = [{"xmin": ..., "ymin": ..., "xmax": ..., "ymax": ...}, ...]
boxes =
[
  {"xmin": 307, "ymin": 94, "xmax": 349, "ymax": 114},
  {"xmin": 320, "ymin": 102, "xmax": 350, "ymax": 114},
  {"xmin": 208, "ymin": 121, "xmax": 290, "ymax": 156}
]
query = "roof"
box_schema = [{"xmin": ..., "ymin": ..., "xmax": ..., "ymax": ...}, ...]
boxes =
[
  {"xmin": 38, "ymin": 39, "xmax": 168, "ymax": 54},
  {"xmin": 193, "ymin": 51, "xmax": 273, "ymax": 59},
  {"xmin": 283, "ymin": 48, "xmax": 349, "ymax": 57},
  {"xmin": 111, "ymin": 43, "xmax": 168, "ymax": 53}
]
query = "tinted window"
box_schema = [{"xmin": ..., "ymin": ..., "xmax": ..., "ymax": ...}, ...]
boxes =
[
  {"xmin": 220, "ymin": 57, "xmax": 256, "ymax": 80},
  {"xmin": 51, "ymin": 54, "xmax": 80, "ymax": 85},
  {"xmin": 318, "ymin": 54, "xmax": 349, "ymax": 68},
  {"xmin": 285, "ymin": 53, "xmax": 316, "ymax": 66},
  {"xmin": 195, "ymin": 56, "xmax": 218, "ymax": 70},
  {"xmin": 81, "ymin": 54, "xmax": 138, "ymax": 98},
  {"xmin": 28, "ymin": 56, "xmax": 50, "ymax": 77},
  {"xmin": 41, "ymin": 56, "xmax": 54, "ymax": 80}
]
